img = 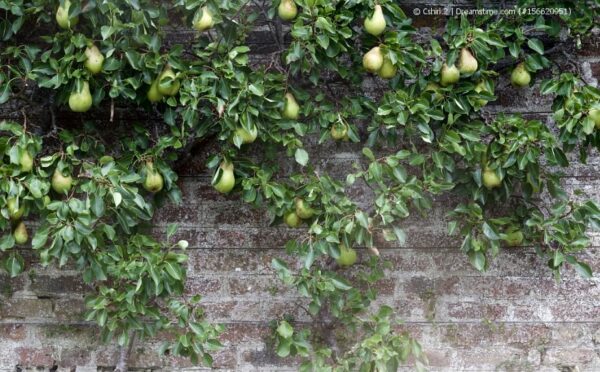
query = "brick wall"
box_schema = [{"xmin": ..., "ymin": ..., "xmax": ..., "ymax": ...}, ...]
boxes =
[{"xmin": 2, "ymin": 3, "xmax": 600, "ymax": 371}]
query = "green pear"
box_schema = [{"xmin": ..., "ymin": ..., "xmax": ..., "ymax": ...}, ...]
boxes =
[
  {"xmin": 588, "ymin": 107, "xmax": 600, "ymax": 128},
  {"xmin": 363, "ymin": 46, "xmax": 384, "ymax": 73},
  {"xmin": 282, "ymin": 93, "xmax": 300, "ymax": 120},
  {"xmin": 143, "ymin": 162, "xmax": 164, "ymax": 193},
  {"xmin": 330, "ymin": 122, "xmax": 348, "ymax": 140},
  {"xmin": 56, "ymin": 0, "xmax": 78, "ymax": 29},
  {"xmin": 234, "ymin": 125, "xmax": 258, "ymax": 144},
  {"xmin": 147, "ymin": 77, "xmax": 164, "ymax": 103},
  {"xmin": 213, "ymin": 161, "xmax": 235, "ymax": 194},
  {"xmin": 52, "ymin": 169, "xmax": 73, "ymax": 194},
  {"xmin": 474, "ymin": 81, "xmax": 491, "ymax": 106},
  {"xmin": 482, "ymin": 167, "xmax": 501, "ymax": 189},
  {"xmin": 278, "ymin": 0, "xmax": 298, "ymax": 21},
  {"xmin": 284, "ymin": 211, "xmax": 301, "ymax": 228},
  {"xmin": 84, "ymin": 45, "xmax": 104, "ymax": 75},
  {"xmin": 295, "ymin": 198, "xmax": 315, "ymax": 219},
  {"xmin": 13, "ymin": 221, "xmax": 28, "ymax": 245},
  {"xmin": 364, "ymin": 4, "xmax": 386, "ymax": 36},
  {"xmin": 68, "ymin": 81, "xmax": 92, "ymax": 112},
  {"xmin": 193, "ymin": 6, "xmax": 215, "ymax": 31},
  {"xmin": 19, "ymin": 150, "xmax": 33, "ymax": 172},
  {"xmin": 504, "ymin": 230, "xmax": 524, "ymax": 247},
  {"xmin": 157, "ymin": 67, "xmax": 180, "ymax": 96},
  {"xmin": 378, "ymin": 57, "xmax": 397, "ymax": 79},
  {"xmin": 336, "ymin": 244, "xmax": 357, "ymax": 267},
  {"xmin": 425, "ymin": 82, "xmax": 444, "ymax": 102},
  {"xmin": 458, "ymin": 48, "xmax": 478, "ymax": 74},
  {"xmin": 511, "ymin": 63, "xmax": 531, "ymax": 87},
  {"xmin": 440, "ymin": 63, "xmax": 460, "ymax": 86},
  {"xmin": 7, "ymin": 198, "xmax": 24, "ymax": 221}
]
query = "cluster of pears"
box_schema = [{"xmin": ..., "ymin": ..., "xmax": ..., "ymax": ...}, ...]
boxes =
[
  {"xmin": 148, "ymin": 66, "xmax": 181, "ymax": 103},
  {"xmin": 278, "ymin": 0, "xmax": 298, "ymax": 21},
  {"xmin": 143, "ymin": 161, "xmax": 164, "ymax": 193},
  {"xmin": 68, "ymin": 44, "xmax": 104, "ymax": 112},
  {"xmin": 213, "ymin": 161, "xmax": 235, "ymax": 194},
  {"xmin": 439, "ymin": 48, "xmax": 478, "ymax": 86},
  {"xmin": 193, "ymin": 6, "xmax": 215, "ymax": 31},
  {"xmin": 284, "ymin": 198, "xmax": 316, "ymax": 228},
  {"xmin": 7, "ymin": 197, "xmax": 28, "ymax": 245},
  {"xmin": 361, "ymin": 6, "xmax": 396, "ymax": 79}
]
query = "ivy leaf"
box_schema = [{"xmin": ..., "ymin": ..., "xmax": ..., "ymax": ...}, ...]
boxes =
[{"xmin": 468, "ymin": 251, "xmax": 486, "ymax": 271}]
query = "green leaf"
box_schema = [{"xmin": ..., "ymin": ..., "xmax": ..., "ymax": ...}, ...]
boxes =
[
  {"xmin": 527, "ymin": 38, "xmax": 544, "ymax": 54},
  {"xmin": 468, "ymin": 250, "xmax": 486, "ymax": 271},
  {"xmin": 294, "ymin": 148, "xmax": 309, "ymax": 167}
]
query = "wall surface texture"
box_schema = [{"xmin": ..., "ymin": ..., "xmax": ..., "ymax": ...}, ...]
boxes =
[{"xmin": 1, "ymin": 3, "xmax": 600, "ymax": 372}]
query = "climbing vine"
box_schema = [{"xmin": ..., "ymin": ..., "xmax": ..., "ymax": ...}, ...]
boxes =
[{"xmin": 1, "ymin": 0, "xmax": 599, "ymax": 369}]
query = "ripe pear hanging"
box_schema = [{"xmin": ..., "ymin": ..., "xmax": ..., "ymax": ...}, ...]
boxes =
[
  {"xmin": 364, "ymin": 5, "xmax": 386, "ymax": 36},
  {"xmin": 143, "ymin": 162, "xmax": 164, "ymax": 193},
  {"xmin": 363, "ymin": 46, "xmax": 384, "ymax": 73},
  {"xmin": 84, "ymin": 45, "xmax": 104, "ymax": 75},
  {"xmin": 52, "ymin": 169, "xmax": 73, "ymax": 194},
  {"xmin": 157, "ymin": 67, "xmax": 180, "ymax": 96},
  {"xmin": 68, "ymin": 81, "xmax": 92, "ymax": 112},
  {"xmin": 378, "ymin": 57, "xmax": 397, "ymax": 79},
  {"xmin": 194, "ymin": 6, "xmax": 215, "ymax": 31},
  {"xmin": 278, "ymin": 0, "xmax": 298, "ymax": 21},
  {"xmin": 458, "ymin": 48, "xmax": 478, "ymax": 74},
  {"xmin": 440, "ymin": 64, "xmax": 460, "ymax": 86},
  {"xmin": 213, "ymin": 161, "xmax": 235, "ymax": 194},
  {"xmin": 56, "ymin": 0, "xmax": 78, "ymax": 29},
  {"xmin": 13, "ymin": 221, "xmax": 28, "ymax": 245},
  {"xmin": 511, "ymin": 63, "xmax": 531, "ymax": 87},
  {"xmin": 282, "ymin": 93, "xmax": 300, "ymax": 120}
]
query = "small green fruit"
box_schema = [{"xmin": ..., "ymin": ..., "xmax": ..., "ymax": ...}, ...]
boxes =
[
  {"xmin": 234, "ymin": 125, "xmax": 258, "ymax": 144},
  {"xmin": 458, "ymin": 48, "xmax": 478, "ymax": 74},
  {"xmin": 474, "ymin": 81, "xmax": 492, "ymax": 107},
  {"xmin": 482, "ymin": 168, "xmax": 501, "ymax": 189},
  {"xmin": 143, "ymin": 162, "xmax": 164, "ymax": 193},
  {"xmin": 378, "ymin": 57, "xmax": 397, "ymax": 79},
  {"xmin": 51, "ymin": 169, "xmax": 73, "ymax": 194},
  {"xmin": 588, "ymin": 107, "xmax": 600, "ymax": 128},
  {"xmin": 330, "ymin": 122, "xmax": 348, "ymax": 141},
  {"xmin": 84, "ymin": 45, "xmax": 104, "ymax": 75},
  {"xmin": 56, "ymin": 0, "xmax": 78, "ymax": 29},
  {"xmin": 157, "ymin": 67, "xmax": 180, "ymax": 96},
  {"xmin": 68, "ymin": 81, "xmax": 92, "ymax": 112},
  {"xmin": 213, "ymin": 161, "xmax": 235, "ymax": 194},
  {"xmin": 193, "ymin": 6, "xmax": 215, "ymax": 31},
  {"xmin": 278, "ymin": 0, "xmax": 298, "ymax": 21},
  {"xmin": 295, "ymin": 198, "xmax": 315, "ymax": 219},
  {"xmin": 284, "ymin": 211, "xmax": 301, "ymax": 228},
  {"xmin": 425, "ymin": 82, "xmax": 443, "ymax": 102},
  {"xmin": 440, "ymin": 63, "xmax": 460, "ymax": 86},
  {"xmin": 13, "ymin": 221, "xmax": 28, "ymax": 245},
  {"xmin": 147, "ymin": 77, "xmax": 164, "ymax": 103},
  {"xmin": 282, "ymin": 93, "xmax": 300, "ymax": 120},
  {"xmin": 511, "ymin": 63, "xmax": 531, "ymax": 87},
  {"xmin": 364, "ymin": 4, "xmax": 386, "ymax": 36},
  {"xmin": 19, "ymin": 150, "xmax": 33, "ymax": 172},
  {"xmin": 504, "ymin": 230, "xmax": 524, "ymax": 247},
  {"xmin": 363, "ymin": 46, "xmax": 384, "ymax": 73},
  {"xmin": 336, "ymin": 244, "xmax": 357, "ymax": 267},
  {"xmin": 7, "ymin": 198, "xmax": 24, "ymax": 221}
]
